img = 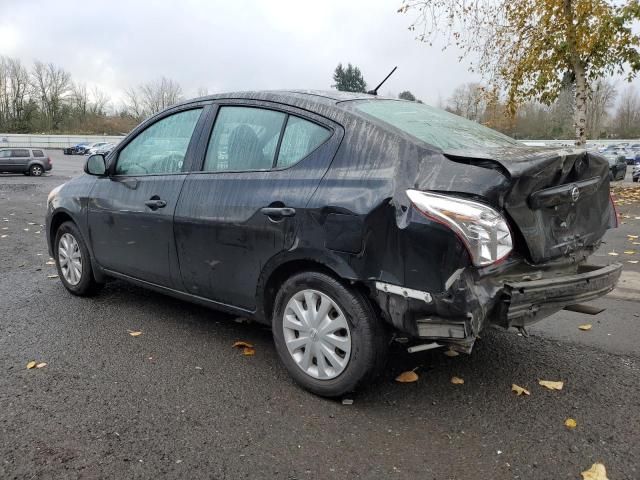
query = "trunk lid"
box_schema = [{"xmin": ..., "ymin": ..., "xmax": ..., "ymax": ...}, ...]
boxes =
[{"xmin": 444, "ymin": 146, "xmax": 612, "ymax": 264}]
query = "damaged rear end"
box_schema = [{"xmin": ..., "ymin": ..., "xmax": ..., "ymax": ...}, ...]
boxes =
[{"xmin": 378, "ymin": 147, "xmax": 622, "ymax": 352}]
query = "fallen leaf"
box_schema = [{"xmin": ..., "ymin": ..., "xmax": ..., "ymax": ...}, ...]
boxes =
[
  {"xmin": 128, "ymin": 331, "xmax": 142, "ymax": 337},
  {"xmin": 46, "ymin": 260, "xmax": 55, "ymax": 265},
  {"xmin": 581, "ymin": 463, "xmax": 609, "ymax": 480},
  {"xmin": 539, "ymin": 380, "xmax": 564, "ymax": 390},
  {"xmin": 395, "ymin": 371, "xmax": 419, "ymax": 383},
  {"xmin": 342, "ymin": 398, "xmax": 354, "ymax": 405},
  {"xmin": 607, "ymin": 252, "xmax": 619, "ymax": 256},
  {"xmin": 451, "ymin": 376, "xmax": 464, "ymax": 385},
  {"xmin": 628, "ymin": 235, "xmax": 639, "ymax": 239},
  {"xmin": 624, "ymin": 250, "xmax": 636, "ymax": 255},
  {"xmin": 628, "ymin": 260, "xmax": 639, "ymax": 264},
  {"xmin": 564, "ymin": 418, "xmax": 577, "ymax": 429},
  {"xmin": 0, "ymin": 235, "xmax": 7, "ymax": 238},
  {"xmin": 47, "ymin": 274, "xmax": 58, "ymax": 279},
  {"xmin": 35, "ymin": 362, "xmax": 47, "ymax": 369},
  {"xmin": 512, "ymin": 384, "xmax": 530, "ymax": 396},
  {"xmin": 578, "ymin": 324, "xmax": 592, "ymax": 331},
  {"xmin": 241, "ymin": 347, "xmax": 256, "ymax": 356},
  {"xmin": 27, "ymin": 222, "xmax": 35, "ymax": 225},
  {"xmin": 232, "ymin": 341, "xmax": 254, "ymax": 349},
  {"xmin": 26, "ymin": 361, "xmax": 36, "ymax": 369},
  {"xmin": 633, "ymin": 242, "xmax": 640, "ymax": 245},
  {"xmin": 444, "ymin": 348, "xmax": 459, "ymax": 357}
]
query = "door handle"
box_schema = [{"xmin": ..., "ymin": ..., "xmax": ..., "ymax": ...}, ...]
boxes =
[
  {"xmin": 145, "ymin": 198, "xmax": 167, "ymax": 210},
  {"xmin": 260, "ymin": 207, "xmax": 296, "ymax": 218}
]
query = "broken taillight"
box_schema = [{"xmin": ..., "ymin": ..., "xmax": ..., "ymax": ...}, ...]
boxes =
[{"xmin": 406, "ymin": 190, "xmax": 513, "ymax": 267}]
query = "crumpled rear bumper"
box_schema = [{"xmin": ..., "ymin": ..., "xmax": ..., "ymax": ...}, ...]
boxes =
[{"xmin": 497, "ymin": 262, "xmax": 623, "ymax": 327}]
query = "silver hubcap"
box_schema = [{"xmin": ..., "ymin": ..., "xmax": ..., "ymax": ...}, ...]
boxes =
[
  {"xmin": 283, "ymin": 289, "xmax": 351, "ymax": 380},
  {"xmin": 32, "ymin": 166, "xmax": 42, "ymax": 175},
  {"xmin": 58, "ymin": 233, "xmax": 82, "ymax": 286}
]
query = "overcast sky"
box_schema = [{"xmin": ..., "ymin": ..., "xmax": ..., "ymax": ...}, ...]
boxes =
[{"xmin": 0, "ymin": 0, "xmax": 480, "ymax": 107}]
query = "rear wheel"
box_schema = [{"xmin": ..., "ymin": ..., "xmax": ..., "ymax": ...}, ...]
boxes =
[
  {"xmin": 54, "ymin": 221, "xmax": 102, "ymax": 296},
  {"xmin": 29, "ymin": 164, "xmax": 43, "ymax": 176},
  {"xmin": 272, "ymin": 271, "xmax": 387, "ymax": 397}
]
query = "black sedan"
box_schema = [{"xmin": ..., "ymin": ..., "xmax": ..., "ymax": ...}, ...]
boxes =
[
  {"xmin": 602, "ymin": 152, "xmax": 628, "ymax": 181},
  {"xmin": 45, "ymin": 91, "xmax": 621, "ymax": 397}
]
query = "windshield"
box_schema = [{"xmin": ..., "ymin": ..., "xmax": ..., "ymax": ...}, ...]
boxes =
[{"xmin": 355, "ymin": 100, "xmax": 519, "ymax": 151}]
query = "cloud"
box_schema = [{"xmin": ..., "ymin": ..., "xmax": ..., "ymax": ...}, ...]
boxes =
[{"xmin": 0, "ymin": 0, "xmax": 479, "ymax": 105}]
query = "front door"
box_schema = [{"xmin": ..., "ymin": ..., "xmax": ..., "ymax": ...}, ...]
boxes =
[
  {"xmin": 87, "ymin": 107, "xmax": 205, "ymax": 288},
  {"xmin": 175, "ymin": 104, "xmax": 342, "ymax": 310}
]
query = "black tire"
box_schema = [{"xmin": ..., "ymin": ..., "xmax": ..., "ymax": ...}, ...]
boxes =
[
  {"xmin": 272, "ymin": 271, "xmax": 387, "ymax": 397},
  {"xmin": 54, "ymin": 221, "xmax": 103, "ymax": 296},
  {"xmin": 634, "ymin": 177, "xmax": 638, "ymax": 183},
  {"xmin": 29, "ymin": 164, "xmax": 43, "ymax": 176}
]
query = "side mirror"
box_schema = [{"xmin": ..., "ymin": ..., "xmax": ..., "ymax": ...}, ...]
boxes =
[{"xmin": 85, "ymin": 154, "xmax": 106, "ymax": 176}]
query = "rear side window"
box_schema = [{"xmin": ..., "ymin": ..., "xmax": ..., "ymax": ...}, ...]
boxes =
[
  {"xmin": 276, "ymin": 116, "xmax": 331, "ymax": 168},
  {"xmin": 116, "ymin": 108, "xmax": 202, "ymax": 175},
  {"xmin": 355, "ymin": 100, "xmax": 519, "ymax": 151},
  {"xmin": 11, "ymin": 149, "xmax": 29, "ymax": 157},
  {"xmin": 204, "ymin": 107, "xmax": 286, "ymax": 172},
  {"xmin": 0, "ymin": 150, "xmax": 10, "ymax": 158},
  {"xmin": 32, "ymin": 150, "xmax": 44, "ymax": 157}
]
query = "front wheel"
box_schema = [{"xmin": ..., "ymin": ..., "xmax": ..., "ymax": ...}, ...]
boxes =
[
  {"xmin": 54, "ymin": 221, "xmax": 103, "ymax": 296},
  {"xmin": 272, "ymin": 271, "xmax": 387, "ymax": 397}
]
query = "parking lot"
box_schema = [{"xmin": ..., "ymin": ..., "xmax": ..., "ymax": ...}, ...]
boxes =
[{"xmin": 1, "ymin": 150, "xmax": 639, "ymax": 479}]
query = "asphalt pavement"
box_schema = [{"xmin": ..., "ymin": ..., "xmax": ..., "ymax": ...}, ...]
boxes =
[{"xmin": 1, "ymin": 151, "xmax": 639, "ymax": 479}]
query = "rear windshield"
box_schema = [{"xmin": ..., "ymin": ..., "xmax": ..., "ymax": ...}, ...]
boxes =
[{"xmin": 355, "ymin": 100, "xmax": 519, "ymax": 150}]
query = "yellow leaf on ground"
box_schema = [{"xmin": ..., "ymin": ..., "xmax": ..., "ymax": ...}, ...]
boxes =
[
  {"xmin": 628, "ymin": 260, "xmax": 639, "ymax": 264},
  {"xmin": 581, "ymin": 463, "xmax": 609, "ymax": 480},
  {"xmin": 623, "ymin": 250, "xmax": 636, "ymax": 255},
  {"xmin": 35, "ymin": 362, "xmax": 47, "ymax": 368},
  {"xmin": 633, "ymin": 242, "xmax": 640, "ymax": 245},
  {"xmin": 539, "ymin": 380, "xmax": 564, "ymax": 390},
  {"xmin": 242, "ymin": 347, "xmax": 256, "ymax": 356},
  {"xmin": 26, "ymin": 361, "xmax": 36, "ymax": 369},
  {"xmin": 511, "ymin": 384, "xmax": 530, "ymax": 396},
  {"xmin": 395, "ymin": 371, "xmax": 419, "ymax": 383},
  {"xmin": 46, "ymin": 260, "xmax": 55, "ymax": 265},
  {"xmin": 444, "ymin": 348, "xmax": 459, "ymax": 357},
  {"xmin": 451, "ymin": 376, "xmax": 464, "ymax": 385},
  {"xmin": 232, "ymin": 341, "xmax": 254, "ymax": 349},
  {"xmin": 47, "ymin": 274, "xmax": 58, "ymax": 279},
  {"xmin": 578, "ymin": 324, "xmax": 592, "ymax": 331},
  {"xmin": 607, "ymin": 252, "xmax": 619, "ymax": 256},
  {"xmin": 128, "ymin": 331, "xmax": 142, "ymax": 337},
  {"xmin": 628, "ymin": 235, "xmax": 639, "ymax": 239},
  {"xmin": 564, "ymin": 418, "xmax": 577, "ymax": 429}
]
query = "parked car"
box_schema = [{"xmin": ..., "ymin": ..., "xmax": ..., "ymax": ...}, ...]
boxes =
[
  {"xmin": 63, "ymin": 142, "xmax": 90, "ymax": 155},
  {"xmin": 84, "ymin": 142, "xmax": 110, "ymax": 155},
  {"xmin": 94, "ymin": 143, "xmax": 117, "ymax": 156},
  {"xmin": 45, "ymin": 91, "xmax": 622, "ymax": 397},
  {"xmin": 621, "ymin": 148, "xmax": 640, "ymax": 165},
  {"xmin": 633, "ymin": 161, "xmax": 640, "ymax": 182},
  {"xmin": 0, "ymin": 148, "xmax": 52, "ymax": 176},
  {"xmin": 602, "ymin": 152, "xmax": 627, "ymax": 181}
]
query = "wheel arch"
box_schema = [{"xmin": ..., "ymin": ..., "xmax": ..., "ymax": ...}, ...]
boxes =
[{"xmin": 255, "ymin": 250, "xmax": 369, "ymax": 325}]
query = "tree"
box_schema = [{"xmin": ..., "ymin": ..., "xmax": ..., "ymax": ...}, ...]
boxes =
[
  {"xmin": 586, "ymin": 79, "xmax": 616, "ymax": 138},
  {"xmin": 124, "ymin": 77, "xmax": 183, "ymax": 119},
  {"xmin": 398, "ymin": 90, "xmax": 417, "ymax": 101},
  {"xmin": 613, "ymin": 85, "xmax": 640, "ymax": 137},
  {"xmin": 447, "ymin": 82, "xmax": 486, "ymax": 122},
  {"xmin": 332, "ymin": 63, "xmax": 367, "ymax": 93},
  {"xmin": 400, "ymin": 1, "xmax": 640, "ymax": 146},
  {"xmin": 31, "ymin": 61, "xmax": 72, "ymax": 130}
]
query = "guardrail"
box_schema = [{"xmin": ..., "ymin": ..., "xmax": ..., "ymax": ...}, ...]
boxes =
[{"xmin": 0, "ymin": 133, "xmax": 126, "ymax": 149}]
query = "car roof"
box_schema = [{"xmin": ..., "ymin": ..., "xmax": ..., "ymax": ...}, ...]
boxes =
[{"xmin": 181, "ymin": 89, "xmax": 385, "ymax": 110}]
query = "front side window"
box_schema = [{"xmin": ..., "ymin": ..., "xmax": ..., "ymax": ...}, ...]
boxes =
[
  {"xmin": 204, "ymin": 106, "xmax": 286, "ymax": 172},
  {"xmin": 355, "ymin": 100, "xmax": 519, "ymax": 151},
  {"xmin": 116, "ymin": 109, "xmax": 202, "ymax": 175},
  {"xmin": 276, "ymin": 116, "xmax": 331, "ymax": 168}
]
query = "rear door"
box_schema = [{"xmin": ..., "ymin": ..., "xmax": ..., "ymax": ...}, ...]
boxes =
[
  {"xmin": 6, "ymin": 148, "xmax": 30, "ymax": 172},
  {"xmin": 174, "ymin": 102, "xmax": 343, "ymax": 310},
  {"xmin": 87, "ymin": 106, "xmax": 208, "ymax": 288}
]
